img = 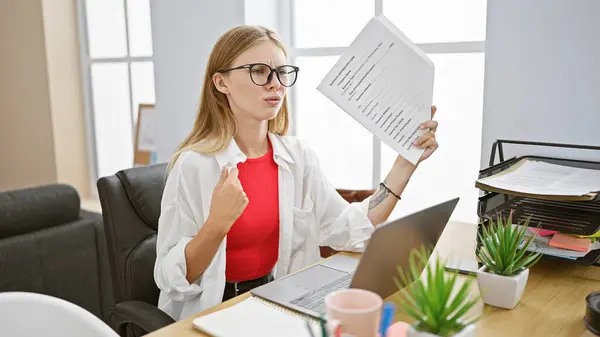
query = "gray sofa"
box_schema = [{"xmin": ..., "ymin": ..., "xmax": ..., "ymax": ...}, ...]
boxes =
[{"xmin": 0, "ymin": 184, "xmax": 114, "ymax": 324}]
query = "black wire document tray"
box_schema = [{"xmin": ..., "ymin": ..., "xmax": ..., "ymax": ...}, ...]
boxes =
[{"xmin": 477, "ymin": 139, "xmax": 600, "ymax": 266}]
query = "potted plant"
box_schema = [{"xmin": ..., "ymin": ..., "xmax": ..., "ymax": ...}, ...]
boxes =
[
  {"xmin": 476, "ymin": 212, "xmax": 542, "ymax": 309},
  {"xmin": 395, "ymin": 246, "xmax": 480, "ymax": 337}
]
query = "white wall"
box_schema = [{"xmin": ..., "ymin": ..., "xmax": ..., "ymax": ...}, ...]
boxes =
[
  {"xmin": 481, "ymin": 0, "xmax": 600, "ymax": 167},
  {"xmin": 244, "ymin": 0, "xmax": 282, "ymax": 34},
  {"xmin": 0, "ymin": 0, "xmax": 57, "ymax": 191},
  {"xmin": 150, "ymin": 0, "xmax": 246, "ymax": 162},
  {"xmin": 0, "ymin": 0, "xmax": 90, "ymax": 196}
]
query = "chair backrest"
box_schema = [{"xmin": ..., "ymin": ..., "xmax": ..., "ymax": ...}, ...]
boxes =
[
  {"xmin": 0, "ymin": 292, "xmax": 118, "ymax": 337},
  {"xmin": 0, "ymin": 184, "xmax": 114, "ymax": 323},
  {"xmin": 336, "ymin": 189, "xmax": 375, "ymax": 203},
  {"xmin": 97, "ymin": 163, "xmax": 168, "ymax": 306}
]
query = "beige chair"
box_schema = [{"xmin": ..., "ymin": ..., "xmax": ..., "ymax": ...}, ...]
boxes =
[{"xmin": 0, "ymin": 292, "xmax": 119, "ymax": 337}]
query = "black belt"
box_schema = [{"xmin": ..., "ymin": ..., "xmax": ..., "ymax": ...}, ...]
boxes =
[{"xmin": 223, "ymin": 273, "xmax": 274, "ymax": 300}]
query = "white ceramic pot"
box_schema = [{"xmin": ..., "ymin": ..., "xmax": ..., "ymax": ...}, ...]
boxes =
[
  {"xmin": 406, "ymin": 323, "xmax": 476, "ymax": 337},
  {"xmin": 476, "ymin": 265, "xmax": 529, "ymax": 309}
]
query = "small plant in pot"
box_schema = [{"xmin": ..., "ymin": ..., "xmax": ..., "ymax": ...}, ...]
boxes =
[
  {"xmin": 476, "ymin": 212, "xmax": 543, "ymax": 309},
  {"xmin": 395, "ymin": 246, "xmax": 480, "ymax": 337}
]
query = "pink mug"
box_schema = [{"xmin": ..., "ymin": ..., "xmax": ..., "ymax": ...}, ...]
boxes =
[{"xmin": 325, "ymin": 288, "xmax": 383, "ymax": 337}]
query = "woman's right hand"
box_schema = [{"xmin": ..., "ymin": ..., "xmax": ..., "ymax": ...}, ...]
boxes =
[{"xmin": 206, "ymin": 167, "xmax": 248, "ymax": 234}]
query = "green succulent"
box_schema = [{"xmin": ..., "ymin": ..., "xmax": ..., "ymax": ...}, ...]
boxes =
[
  {"xmin": 395, "ymin": 246, "xmax": 480, "ymax": 337},
  {"xmin": 476, "ymin": 212, "xmax": 542, "ymax": 276}
]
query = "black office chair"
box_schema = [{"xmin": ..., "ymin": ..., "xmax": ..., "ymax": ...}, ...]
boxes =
[{"xmin": 97, "ymin": 163, "xmax": 175, "ymax": 337}]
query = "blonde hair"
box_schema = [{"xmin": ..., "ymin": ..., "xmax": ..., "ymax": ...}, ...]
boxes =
[{"xmin": 168, "ymin": 25, "xmax": 290, "ymax": 172}]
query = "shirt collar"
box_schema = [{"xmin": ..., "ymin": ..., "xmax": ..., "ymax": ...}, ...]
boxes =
[
  {"xmin": 268, "ymin": 132, "xmax": 294, "ymax": 165},
  {"xmin": 214, "ymin": 132, "xmax": 294, "ymax": 170}
]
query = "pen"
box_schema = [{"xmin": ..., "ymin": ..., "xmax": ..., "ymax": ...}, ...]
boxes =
[
  {"xmin": 379, "ymin": 302, "xmax": 395, "ymax": 337},
  {"xmin": 320, "ymin": 315, "xmax": 328, "ymax": 337},
  {"xmin": 334, "ymin": 324, "xmax": 341, "ymax": 337}
]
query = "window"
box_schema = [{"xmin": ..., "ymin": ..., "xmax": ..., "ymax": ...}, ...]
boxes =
[
  {"xmin": 289, "ymin": 0, "xmax": 486, "ymax": 223},
  {"xmin": 295, "ymin": 56, "xmax": 374, "ymax": 190},
  {"xmin": 76, "ymin": 0, "xmax": 486, "ymax": 223},
  {"xmin": 292, "ymin": 0, "xmax": 374, "ymax": 48},
  {"xmin": 77, "ymin": 0, "xmax": 155, "ymax": 190}
]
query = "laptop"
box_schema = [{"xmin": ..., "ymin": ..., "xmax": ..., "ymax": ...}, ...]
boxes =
[{"xmin": 251, "ymin": 197, "xmax": 459, "ymax": 318}]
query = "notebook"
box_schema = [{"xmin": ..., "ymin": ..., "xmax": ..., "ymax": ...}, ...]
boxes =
[{"xmin": 192, "ymin": 297, "xmax": 321, "ymax": 337}]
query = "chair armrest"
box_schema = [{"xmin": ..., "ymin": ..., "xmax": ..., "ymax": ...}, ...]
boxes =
[
  {"xmin": 110, "ymin": 300, "xmax": 175, "ymax": 336},
  {"xmin": 80, "ymin": 209, "xmax": 116, "ymax": 324}
]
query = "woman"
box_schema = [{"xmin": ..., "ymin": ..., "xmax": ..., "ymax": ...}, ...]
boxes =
[{"xmin": 154, "ymin": 25, "xmax": 439, "ymax": 320}]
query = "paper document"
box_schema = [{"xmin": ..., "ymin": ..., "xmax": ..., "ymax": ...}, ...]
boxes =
[
  {"xmin": 477, "ymin": 159, "xmax": 600, "ymax": 197},
  {"xmin": 317, "ymin": 15, "xmax": 435, "ymax": 165}
]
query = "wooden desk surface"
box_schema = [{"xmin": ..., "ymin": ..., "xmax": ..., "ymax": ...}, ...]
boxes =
[{"xmin": 147, "ymin": 221, "xmax": 600, "ymax": 337}]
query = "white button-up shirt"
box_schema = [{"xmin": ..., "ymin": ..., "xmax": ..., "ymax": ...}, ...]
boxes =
[{"xmin": 153, "ymin": 132, "xmax": 375, "ymax": 320}]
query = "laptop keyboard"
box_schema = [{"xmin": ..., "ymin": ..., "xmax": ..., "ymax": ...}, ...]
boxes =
[{"xmin": 290, "ymin": 273, "xmax": 353, "ymax": 315}]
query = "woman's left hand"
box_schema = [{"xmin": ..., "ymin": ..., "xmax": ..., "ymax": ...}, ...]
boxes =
[{"xmin": 413, "ymin": 105, "xmax": 439, "ymax": 164}]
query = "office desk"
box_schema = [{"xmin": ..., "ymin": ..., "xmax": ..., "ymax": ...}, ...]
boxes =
[{"xmin": 147, "ymin": 221, "xmax": 600, "ymax": 337}]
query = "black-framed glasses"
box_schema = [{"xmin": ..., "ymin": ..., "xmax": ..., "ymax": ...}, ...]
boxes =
[{"xmin": 216, "ymin": 63, "xmax": 300, "ymax": 87}]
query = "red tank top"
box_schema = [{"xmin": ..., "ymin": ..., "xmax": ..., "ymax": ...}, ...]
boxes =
[{"xmin": 225, "ymin": 145, "xmax": 280, "ymax": 281}]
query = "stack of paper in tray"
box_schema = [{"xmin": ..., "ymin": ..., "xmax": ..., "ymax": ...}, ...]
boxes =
[
  {"xmin": 520, "ymin": 226, "xmax": 600, "ymax": 260},
  {"xmin": 475, "ymin": 158, "xmax": 600, "ymax": 201}
]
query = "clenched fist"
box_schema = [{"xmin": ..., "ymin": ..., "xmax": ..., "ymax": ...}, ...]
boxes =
[{"xmin": 206, "ymin": 167, "xmax": 248, "ymax": 235}]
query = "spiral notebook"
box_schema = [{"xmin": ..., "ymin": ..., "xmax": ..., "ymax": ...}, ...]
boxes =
[{"xmin": 192, "ymin": 297, "xmax": 321, "ymax": 337}]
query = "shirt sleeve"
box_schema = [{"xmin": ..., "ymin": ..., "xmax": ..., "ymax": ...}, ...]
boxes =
[
  {"xmin": 305, "ymin": 147, "xmax": 376, "ymax": 252},
  {"xmin": 153, "ymin": 154, "xmax": 205, "ymax": 302}
]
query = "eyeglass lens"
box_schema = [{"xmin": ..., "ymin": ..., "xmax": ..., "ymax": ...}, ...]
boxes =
[{"xmin": 250, "ymin": 64, "xmax": 298, "ymax": 87}]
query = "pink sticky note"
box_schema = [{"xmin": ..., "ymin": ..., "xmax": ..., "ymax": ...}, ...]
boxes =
[
  {"xmin": 386, "ymin": 321, "xmax": 409, "ymax": 337},
  {"xmin": 549, "ymin": 234, "xmax": 591, "ymax": 252},
  {"xmin": 530, "ymin": 228, "xmax": 559, "ymax": 237}
]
